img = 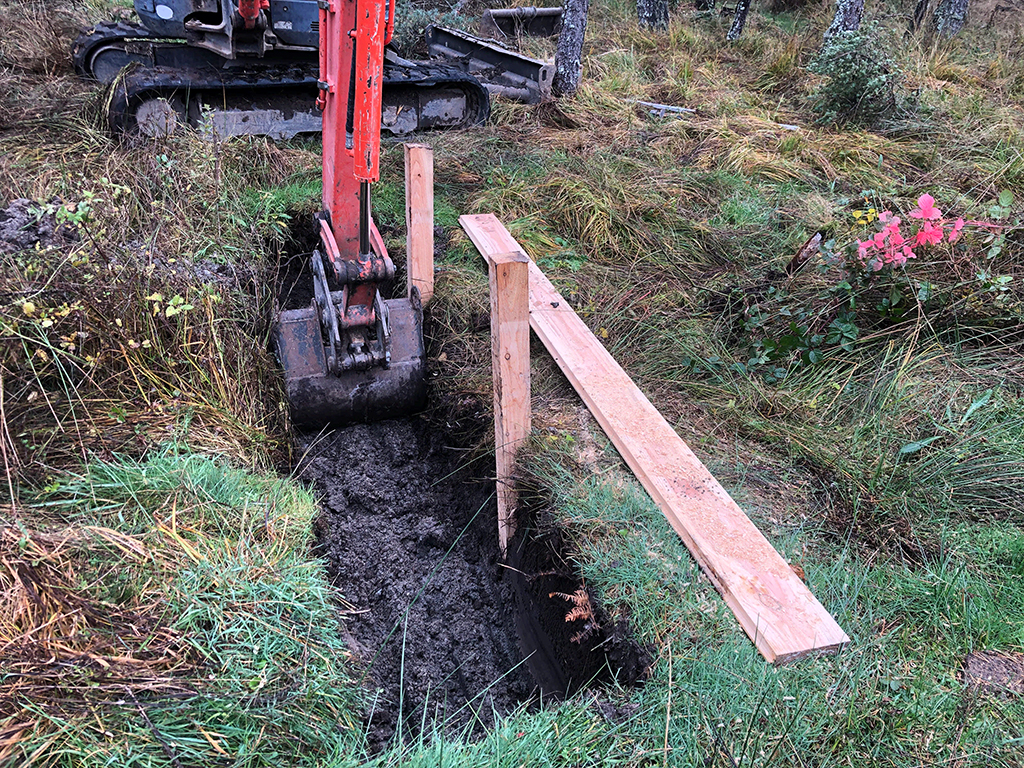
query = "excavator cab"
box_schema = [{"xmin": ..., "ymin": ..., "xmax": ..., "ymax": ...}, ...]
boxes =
[{"xmin": 134, "ymin": 0, "xmax": 319, "ymax": 59}]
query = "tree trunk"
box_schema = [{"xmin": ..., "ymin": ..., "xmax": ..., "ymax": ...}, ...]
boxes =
[
  {"xmin": 553, "ymin": 0, "xmax": 590, "ymax": 97},
  {"xmin": 824, "ymin": 0, "xmax": 865, "ymax": 40},
  {"xmin": 910, "ymin": 0, "xmax": 931, "ymax": 31},
  {"xmin": 727, "ymin": 0, "xmax": 752, "ymax": 39},
  {"xmin": 934, "ymin": 0, "xmax": 970, "ymax": 36},
  {"xmin": 638, "ymin": 0, "xmax": 669, "ymax": 29}
]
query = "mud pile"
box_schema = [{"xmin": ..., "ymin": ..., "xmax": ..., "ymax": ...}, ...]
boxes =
[{"xmin": 0, "ymin": 198, "xmax": 76, "ymax": 254}]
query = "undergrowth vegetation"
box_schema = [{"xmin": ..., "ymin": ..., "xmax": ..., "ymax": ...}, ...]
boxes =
[
  {"xmin": 2, "ymin": 450, "xmax": 365, "ymax": 766},
  {"xmin": 3, "ymin": 0, "xmax": 1024, "ymax": 764}
]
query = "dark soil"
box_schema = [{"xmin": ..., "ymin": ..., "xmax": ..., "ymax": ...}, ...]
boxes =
[
  {"xmin": 0, "ymin": 198, "xmax": 76, "ymax": 254},
  {"xmin": 963, "ymin": 651, "xmax": 1024, "ymax": 696},
  {"xmin": 301, "ymin": 415, "xmax": 651, "ymax": 748},
  {"xmin": 507, "ymin": 507, "xmax": 652, "ymax": 696},
  {"xmin": 303, "ymin": 417, "xmax": 534, "ymax": 747}
]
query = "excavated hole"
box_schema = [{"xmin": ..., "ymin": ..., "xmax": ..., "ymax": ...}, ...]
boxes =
[
  {"xmin": 507, "ymin": 501, "xmax": 652, "ymax": 699},
  {"xmin": 281, "ymin": 221, "xmax": 647, "ymax": 746},
  {"xmin": 298, "ymin": 416, "xmax": 648, "ymax": 748}
]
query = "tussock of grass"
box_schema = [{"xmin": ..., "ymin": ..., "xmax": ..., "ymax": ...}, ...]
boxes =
[
  {"xmin": 0, "ymin": 124, "xmax": 316, "ymax": 487},
  {"xmin": 2, "ymin": 450, "xmax": 364, "ymax": 768},
  {"xmin": 44, "ymin": 447, "xmax": 318, "ymax": 543},
  {"xmin": 666, "ymin": 333, "xmax": 1024, "ymax": 543}
]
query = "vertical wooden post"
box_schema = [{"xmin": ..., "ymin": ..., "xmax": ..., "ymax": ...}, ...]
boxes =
[
  {"xmin": 487, "ymin": 251, "xmax": 531, "ymax": 556},
  {"xmin": 404, "ymin": 143, "xmax": 434, "ymax": 305}
]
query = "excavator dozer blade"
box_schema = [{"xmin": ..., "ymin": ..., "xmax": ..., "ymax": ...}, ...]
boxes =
[{"xmin": 273, "ymin": 296, "xmax": 427, "ymax": 428}]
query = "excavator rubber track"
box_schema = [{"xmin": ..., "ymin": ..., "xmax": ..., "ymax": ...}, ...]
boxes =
[{"xmin": 73, "ymin": 22, "xmax": 490, "ymax": 138}]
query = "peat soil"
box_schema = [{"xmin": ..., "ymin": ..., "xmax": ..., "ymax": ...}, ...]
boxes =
[
  {"xmin": 300, "ymin": 416, "xmax": 652, "ymax": 747},
  {"xmin": 0, "ymin": 198, "xmax": 76, "ymax": 254},
  {"xmin": 300, "ymin": 417, "xmax": 535, "ymax": 746}
]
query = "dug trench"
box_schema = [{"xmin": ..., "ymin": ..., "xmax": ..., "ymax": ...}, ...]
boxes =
[
  {"xmin": 278, "ymin": 248, "xmax": 649, "ymax": 748},
  {"xmin": 298, "ymin": 407, "xmax": 650, "ymax": 747}
]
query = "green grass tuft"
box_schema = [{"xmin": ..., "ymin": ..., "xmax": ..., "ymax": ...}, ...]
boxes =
[{"xmin": 6, "ymin": 450, "xmax": 365, "ymax": 768}]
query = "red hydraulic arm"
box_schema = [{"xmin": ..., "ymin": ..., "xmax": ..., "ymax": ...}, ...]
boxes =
[
  {"xmin": 315, "ymin": 0, "xmax": 396, "ymax": 353},
  {"xmin": 237, "ymin": 0, "xmax": 269, "ymax": 29}
]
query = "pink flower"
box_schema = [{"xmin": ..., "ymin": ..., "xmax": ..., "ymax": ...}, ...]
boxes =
[
  {"xmin": 910, "ymin": 194, "xmax": 942, "ymax": 220},
  {"xmin": 914, "ymin": 221, "xmax": 944, "ymax": 247},
  {"xmin": 857, "ymin": 240, "xmax": 871, "ymax": 261},
  {"xmin": 873, "ymin": 231, "xmax": 887, "ymax": 248},
  {"xmin": 902, "ymin": 245, "xmax": 917, "ymax": 260},
  {"xmin": 878, "ymin": 211, "xmax": 894, "ymax": 223},
  {"xmin": 948, "ymin": 217, "xmax": 965, "ymax": 243}
]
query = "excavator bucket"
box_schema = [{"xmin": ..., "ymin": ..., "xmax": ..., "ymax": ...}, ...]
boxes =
[{"xmin": 273, "ymin": 295, "xmax": 427, "ymax": 428}]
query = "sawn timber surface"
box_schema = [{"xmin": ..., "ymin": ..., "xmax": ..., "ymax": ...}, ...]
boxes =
[{"xmin": 460, "ymin": 213, "xmax": 850, "ymax": 665}]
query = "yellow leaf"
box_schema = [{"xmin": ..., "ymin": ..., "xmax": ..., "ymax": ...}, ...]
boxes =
[
  {"xmin": 599, "ymin": 327, "xmax": 609, "ymax": 339},
  {"xmin": 21, "ymin": 301, "xmax": 36, "ymax": 316},
  {"xmin": 145, "ymin": 292, "xmax": 164, "ymax": 302}
]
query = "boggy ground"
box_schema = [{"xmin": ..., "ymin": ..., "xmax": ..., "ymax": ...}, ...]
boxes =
[{"xmin": 300, "ymin": 417, "xmax": 534, "ymax": 746}]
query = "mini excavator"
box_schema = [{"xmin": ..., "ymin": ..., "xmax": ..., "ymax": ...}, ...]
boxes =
[{"xmin": 270, "ymin": 0, "xmax": 427, "ymax": 426}]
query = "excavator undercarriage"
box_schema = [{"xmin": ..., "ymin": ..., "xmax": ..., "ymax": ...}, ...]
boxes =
[{"xmin": 74, "ymin": 21, "xmax": 490, "ymax": 138}]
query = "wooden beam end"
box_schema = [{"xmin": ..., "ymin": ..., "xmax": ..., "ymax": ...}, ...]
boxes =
[{"xmin": 486, "ymin": 250, "xmax": 529, "ymax": 267}]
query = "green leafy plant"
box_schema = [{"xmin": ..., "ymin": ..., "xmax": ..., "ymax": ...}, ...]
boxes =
[{"xmin": 808, "ymin": 25, "xmax": 900, "ymax": 126}]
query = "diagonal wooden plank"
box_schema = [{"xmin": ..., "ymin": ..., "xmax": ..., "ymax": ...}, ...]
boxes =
[{"xmin": 460, "ymin": 213, "xmax": 849, "ymax": 664}]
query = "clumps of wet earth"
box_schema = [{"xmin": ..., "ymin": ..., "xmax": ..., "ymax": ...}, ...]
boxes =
[
  {"xmin": 300, "ymin": 416, "xmax": 650, "ymax": 748},
  {"xmin": 963, "ymin": 650, "xmax": 1024, "ymax": 696},
  {"xmin": 302, "ymin": 418, "xmax": 533, "ymax": 746},
  {"xmin": 0, "ymin": 199, "xmax": 77, "ymax": 254}
]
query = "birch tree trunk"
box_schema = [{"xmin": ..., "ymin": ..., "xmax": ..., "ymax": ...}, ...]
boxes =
[
  {"xmin": 638, "ymin": 0, "xmax": 669, "ymax": 29},
  {"xmin": 934, "ymin": 0, "xmax": 970, "ymax": 36},
  {"xmin": 824, "ymin": 0, "xmax": 865, "ymax": 40},
  {"xmin": 553, "ymin": 0, "xmax": 590, "ymax": 97},
  {"xmin": 727, "ymin": 0, "xmax": 752, "ymax": 39}
]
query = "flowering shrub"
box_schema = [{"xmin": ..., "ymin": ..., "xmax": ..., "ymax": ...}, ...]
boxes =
[
  {"xmin": 846, "ymin": 191, "xmax": 1013, "ymax": 275},
  {"xmin": 696, "ymin": 191, "xmax": 1019, "ymax": 386},
  {"xmin": 826, "ymin": 190, "xmax": 1022, "ymax": 328},
  {"xmin": 853, "ymin": 194, "xmax": 966, "ymax": 271}
]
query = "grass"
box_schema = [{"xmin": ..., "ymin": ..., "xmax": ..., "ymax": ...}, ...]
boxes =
[
  {"xmin": 3, "ymin": 449, "xmax": 366, "ymax": 767},
  {"xmin": 503, "ymin": 453, "xmax": 1024, "ymax": 766},
  {"xmin": 2, "ymin": 0, "xmax": 1024, "ymax": 765}
]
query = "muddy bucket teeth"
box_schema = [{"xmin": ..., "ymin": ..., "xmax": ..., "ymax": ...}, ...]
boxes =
[{"xmin": 273, "ymin": 296, "xmax": 427, "ymax": 428}]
